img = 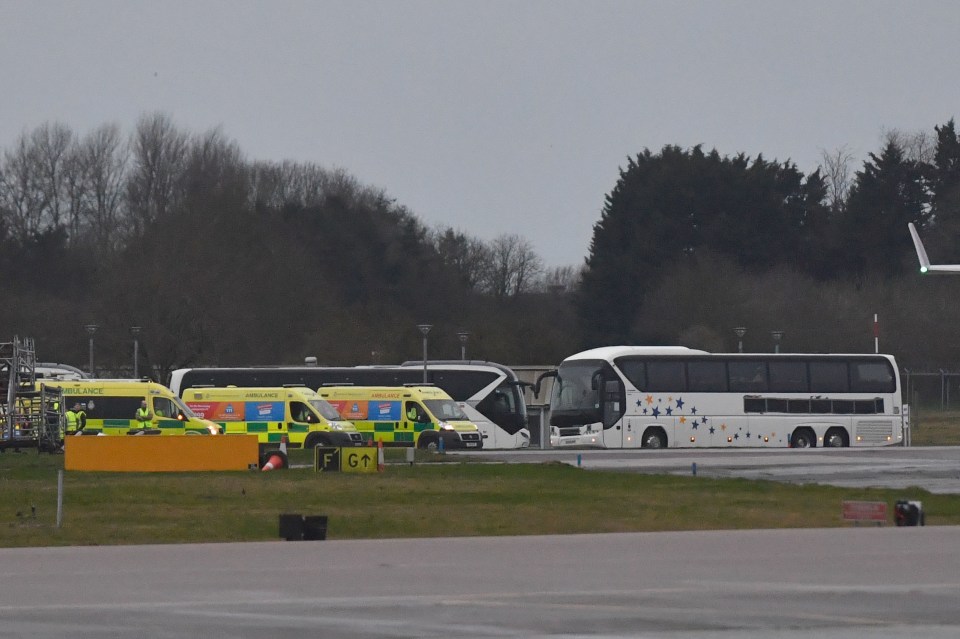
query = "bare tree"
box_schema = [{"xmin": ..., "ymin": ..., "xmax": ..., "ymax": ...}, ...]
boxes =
[
  {"xmin": 432, "ymin": 226, "xmax": 491, "ymax": 291},
  {"xmin": 31, "ymin": 122, "xmax": 75, "ymax": 230},
  {"xmin": 818, "ymin": 145, "xmax": 855, "ymax": 211},
  {"xmin": 882, "ymin": 128, "xmax": 935, "ymax": 164},
  {"xmin": 76, "ymin": 123, "xmax": 129, "ymax": 252},
  {"xmin": 0, "ymin": 133, "xmax": 41, "ymax": 242},
  {"xmin": 249, "ymin": 160, "xmax": 387, "ymax": 214},
  {"xmin": 485, "ymin": 234, "xmax": 544, "ymax": 298},
  {"xmin": 181, "ymin": 127, "xmax": 247, "ymax": 211},
  {"xmin": 0, "ymin": 124, "xmax": 74, "ymax": 242},
  {"xmin": 538, "ymin": 264, "xmax": 582, "ymax": 294},
  {"xmin": 126, "ymin": 113, "xmax": 187, "ymax": 238}
]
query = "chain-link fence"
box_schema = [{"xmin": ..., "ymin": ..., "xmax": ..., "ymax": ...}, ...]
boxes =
[{"xmin": 902, "ymin": 370, "xmax": 960, "ymax": 412}]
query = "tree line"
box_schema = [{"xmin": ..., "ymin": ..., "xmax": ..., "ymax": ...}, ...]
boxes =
[
  {"xmin": 581, "ymin": 121, "xmax": 960, "ymax": 370},
  {"xmin": 2, "ymin": 113, "xmax": 959, "ymax": 380}
]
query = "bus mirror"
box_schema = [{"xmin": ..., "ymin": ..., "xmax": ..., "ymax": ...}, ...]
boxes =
[
  {"xmin": 591, "ymin": 371, "xmax": 603, "ymax": 391},
  {"xmin": 531, "ymin": 371, "xmax": 556, "ymax": 399}
]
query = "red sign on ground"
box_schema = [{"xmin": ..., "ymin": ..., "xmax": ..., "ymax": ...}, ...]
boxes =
[{"xmin": 842, "ymin": 500, "xmax": 887, "ymax": 522}]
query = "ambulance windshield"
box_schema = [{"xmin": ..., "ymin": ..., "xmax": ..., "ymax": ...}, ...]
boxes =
[
  {"xmin": 424, "ymin": 399, "xmax": 468, "ymax": 421},
  {"xmin": 309, "ymin": 399, "xmax": 344, "ymax": 421}
]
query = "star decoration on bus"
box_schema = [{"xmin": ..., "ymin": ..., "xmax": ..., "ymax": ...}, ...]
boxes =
[
  {"xmin": 679, "ymin": 416, "xmax": 686, "ymax": 424},
  {"xmin": 645, "ymin": 395, "xmax": 654, "ymax": 405},
  {"xmin": 676, "ymin": 398, "xmax": 684, "ymax": 409},
  {"xmin": 708, "ymin": 426, "xmax": 715, "ymax": 434},
  {"xmin": 651, "ymin": 407, "xmax": 660, "ymax": 417},
  {"xmin": 665, "ymin": 407, "xmax": 673, "ymax": 416}
]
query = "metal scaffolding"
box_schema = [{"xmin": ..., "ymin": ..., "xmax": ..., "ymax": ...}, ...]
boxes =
[{"xmin": 0, "ymin": 336, "xmax": 64, "ymax": 452}]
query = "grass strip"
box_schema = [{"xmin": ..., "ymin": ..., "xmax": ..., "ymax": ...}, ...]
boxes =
[{"xmin": 0, "ymin": 450, "xmax": 956, "ymax": 547}]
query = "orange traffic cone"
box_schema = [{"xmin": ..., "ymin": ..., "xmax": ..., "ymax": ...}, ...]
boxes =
[
  {"xmin": 262, "ymin": 451, "xmax": 286, "ymax": 471},
  {"xmin": 377, "ymin": 439, "xmax": 384, "ymax": 472}
]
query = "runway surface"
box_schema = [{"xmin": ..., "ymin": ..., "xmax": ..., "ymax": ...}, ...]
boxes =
[
  {"xmin": 465, "ymin": 445, "xmax": 960, "ymax": 494},
  {"xmin": 0, "ymin": 528, "xmax": 957, "ymax": 638}
]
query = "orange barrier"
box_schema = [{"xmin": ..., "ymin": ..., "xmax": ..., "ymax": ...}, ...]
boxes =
[{"xmin": 65, "ymin": 435, "xmax": 259, "ymax": 472}]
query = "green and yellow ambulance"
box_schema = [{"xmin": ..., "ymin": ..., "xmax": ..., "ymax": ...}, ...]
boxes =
[
  {"xmin": 181, "ymin": 385, "xmax": 363, "ymax": 451},
  {"xmin": 45, "ymin": 379, "xmax": 220, "ymax": 436},
  {"xmin": 318, "ymin": 385, "xmax": 483, "ymax": 450}
]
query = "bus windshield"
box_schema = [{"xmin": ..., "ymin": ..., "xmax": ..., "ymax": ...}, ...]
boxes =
[
  {"xmin": 551, "ymin": 360, "xmax": 605, "ymax": 426},
  {"xmin": 310, "ymin": 399, "xmax": 345, "ymax": 421},
  {"xmin": 424, "ymin": 399, "xmax": 468, "ymax": 422}
]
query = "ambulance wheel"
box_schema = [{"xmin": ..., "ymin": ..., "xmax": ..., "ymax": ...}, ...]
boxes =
[
  {"xmin": 303, "ymin": 433, "xmax": 331, "ymax": 449},
  {"xmin": 418, "ymin": 435, "xmax": 439, "ymax": 451}
]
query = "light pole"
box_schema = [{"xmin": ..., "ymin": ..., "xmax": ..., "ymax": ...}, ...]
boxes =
[
  {"xmin": 771, "ymin": 329, "xmax": 784, "ymax": 354},
  {"xmin": 417, "ymin": 324, "xmax": 433, "ymax": 383},
  {"xmin": 457, "ymin": 330, "xmax": 470, "ymax": 361},
  {"xmin": 84, "ymin": 324, "xmax": 98, "ymax": 376},
  {"xmin": 734, "ymin": 326, "xmax": 746, "ymax": 354},
  {"xmin": 130, "ymin": 326, "xmax": 141, "ymax": 378}
]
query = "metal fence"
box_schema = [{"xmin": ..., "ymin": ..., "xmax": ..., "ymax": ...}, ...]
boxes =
[{"xmin": 902, "ymin": 371, "xmax": 960, "ymax": 412}]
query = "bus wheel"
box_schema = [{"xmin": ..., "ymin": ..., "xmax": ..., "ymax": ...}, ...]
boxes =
[
  {"xmin": 791, "ymin": 428, "xmax": 816, "ymax": 448},
  {"xmin": 823, "ymin": 427, "xmax": 849, "ymax": 448},
  {"xmin": 641, "ymin": 428, "xmax": 666, "ymax": 449}
]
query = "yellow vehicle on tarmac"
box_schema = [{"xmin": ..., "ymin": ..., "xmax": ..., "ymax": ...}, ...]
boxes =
[
  {"xmin": 318, "ymin": 385, "xmax": 483, "ymax": 450},
  {"xmin": 45, "ymin": 379, "xmax": 219, "ymax": 436},
  {"xmin": 181, "ymin": 385, "xmax": 363, "ymax": 451}
]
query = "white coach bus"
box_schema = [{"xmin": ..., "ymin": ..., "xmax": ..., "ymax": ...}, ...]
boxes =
[{"xmin": 548, "ymin": 346, "xmax": 906, "ymax": 449}]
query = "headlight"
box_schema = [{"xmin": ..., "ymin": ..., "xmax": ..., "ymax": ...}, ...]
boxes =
[
  {"xmin": 439, "ymin": 421, "xmax": 454, "ymax": 430},
  {"xmin": 329, "ymin": 423, "xmax": 343, "ymax": 431}
]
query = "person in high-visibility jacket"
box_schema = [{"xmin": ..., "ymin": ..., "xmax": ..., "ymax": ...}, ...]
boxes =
[
  {"xmin": 65, "ymin": 402, "xmax": 86, "ymax": 434},
  {"xmin": 134, "ymin": 399, "xmax": 153, "ymax": 431}
]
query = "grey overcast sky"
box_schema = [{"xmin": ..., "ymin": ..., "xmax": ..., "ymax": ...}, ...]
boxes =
[{"xmin": 2, "ymin": 1, "xmax": 959, "ymax": 267}]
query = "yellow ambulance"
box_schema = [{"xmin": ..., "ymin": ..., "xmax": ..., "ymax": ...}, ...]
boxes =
[
  {"xmin": 181, "ymin": 386, "xmax": 363, "ymax": 451},
  {"xmin": 318, "ymin": 385, "xmax": 483, "ymax": 450},
  {"xmin": 45, "ymin": 379, "xmax": 219, "ymax": 436}
]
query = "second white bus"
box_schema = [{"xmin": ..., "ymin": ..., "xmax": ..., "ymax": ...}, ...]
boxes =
[{"xmin": 549, "ymin": 346, "xmax": 906, "ymax": 449}]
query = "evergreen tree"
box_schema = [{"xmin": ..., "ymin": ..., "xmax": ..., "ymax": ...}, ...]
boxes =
[
  {"xmin": 839, "ymin": 142, "xmax": 930, "ymax": 281},
  {"xmin": 579, "ymin": 145, "xmax": 824, "ymax": 345},
  {"xmin": 927, "ymin": 119, "xmax": 960, "ymax": 259}
]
